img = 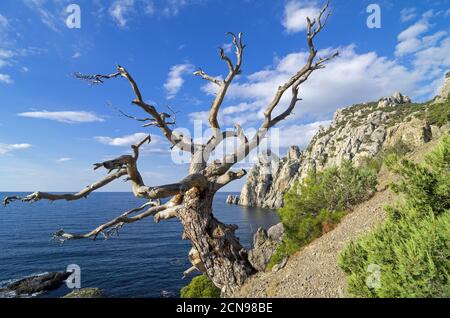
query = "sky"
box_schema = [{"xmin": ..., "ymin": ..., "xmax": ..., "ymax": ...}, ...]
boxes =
[{"xmin": 0, "ymin": 0, "xmax": 449, "ymax": 192}]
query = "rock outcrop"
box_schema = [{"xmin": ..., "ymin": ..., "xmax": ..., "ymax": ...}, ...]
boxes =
[
  {"xmin": 0, "ymin": 272, "xmax": 71, "ymax": 297},
  {"xmin": 63, "ymin": 288, "xmax": 105, "ymax": 298},
  {"xmin": 248, "ymin": 223, "xmax": 285, "ymax": 271},
  {"xmin": 240, "ymin": 146, "xmax": 302, "ymax": 209},
  {"xmin": 435, "ymin": 71, "xmax": 450, "ymax": 103},
  {"xmin": 226, "ymin": 195, "xmax": 240, "ymax": 205},
  {"xmin": 240, "ymin": 92, "xmax": 436, "ymax": 209}
]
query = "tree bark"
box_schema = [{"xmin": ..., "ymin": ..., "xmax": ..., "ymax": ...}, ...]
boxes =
[{"xmin": 178, "ymin": 186, "xmax": 255, "ymax": 296}]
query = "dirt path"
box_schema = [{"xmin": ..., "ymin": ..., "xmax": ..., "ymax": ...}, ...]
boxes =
[
  {"xmin": 232, "ymin": 136, "xmax": 444, "ymax": 298},
  {"xmin": 233, "ymin": 188, "xmax": 394, "ymax": 298}
]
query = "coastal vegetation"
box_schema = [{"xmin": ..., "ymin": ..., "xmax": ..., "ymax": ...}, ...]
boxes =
[
  {"xmin": 339, "ymin": 136, "xmax": 450, "ymax": 297},
  {"xmin": 268, "ymin": 160, "xmax": 378, "ymax": 269},
  {"xmin": 180, "ymin": 275, "xmax": 221, "ymax": 298}
]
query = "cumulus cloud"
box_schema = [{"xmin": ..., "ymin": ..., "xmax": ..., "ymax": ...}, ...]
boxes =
[
  {"xmin": 193, "ymin": 45, "xmax": 419, "ymax": 125},
  {"xmin": 95, "ymin": 132, "xmax": 169, "ymax": 154},
  {"xmin": 95, "ymin": 132, "xmax": 149, "ymax": 146},
  {"xmin": 0, "ymin": 143, "xmax": 31, "ymax": 155},
  {"xmin": 18, "ymin": 111, "xmax": 104, "ymax": 124},
  {"xmin": 0, "ymin": 73, "xmax": 13, "ymax": 84},
  {"xmin": 164, "ymin": 63, "xmax": 194, "ymax": 99},
  {"xmin": 277, "ymin": 120, "xmax": 331, "ymax": 148},
  {"xmin": 394, "ymin": 10, "xmax": 444, "ymax": 57},
  {"xmin": 189, "ymin": 11, "xmax": 450, "ymax": 151},
  {"xmin": 282, "ymin": 0, "xmax": 321, "ymax": 33}
]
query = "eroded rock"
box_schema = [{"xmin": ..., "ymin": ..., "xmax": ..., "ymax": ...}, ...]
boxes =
[
  {"xmin": 0, "ymin": 272, "xmax": 71, "ymax": 296},
  {"xmin": 240, "ymin": 92, "xmax": 435, "ymax": 209},
  {"xmin": 248, "ymin": 223, "xmax": 284, "ymax": 272}
]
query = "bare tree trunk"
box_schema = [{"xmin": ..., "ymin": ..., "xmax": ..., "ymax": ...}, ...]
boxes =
[{"xmin": 179, "ymin": 187, "xmax": 255, "ymax": 295}]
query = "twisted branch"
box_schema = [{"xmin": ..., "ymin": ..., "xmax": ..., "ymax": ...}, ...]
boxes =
[{"xmin": 53, "ymin": 197, "xmax": 182, "ymax": 242}]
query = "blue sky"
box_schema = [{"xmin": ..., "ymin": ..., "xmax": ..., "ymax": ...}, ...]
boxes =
[{"xmin": 0, "ymin": 0, "xmax": 449, "ymax": 192}]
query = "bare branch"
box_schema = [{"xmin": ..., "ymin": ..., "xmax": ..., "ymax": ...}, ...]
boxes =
[
  {"xmin": 262, "ymin": 1, "xmax": 336, "ymax": 129},
  {"xmin": 204, "ymin": 2, "xmax": 336, "ymax": 177},
  {"xmin": 3, "ymin": 169, "xmax": 127, "ymax": 205},
  {"xmin": 193, "ymin": 69, "xmax": 223, "ymax": 86},
  {"xmin": 182, "ymin": 266, "xmax": 199, "ymax": 279},
  {"xmin": 194, "ymin": 32, "xmax": 246, "ymax": 132},
  {"xmin": 79, "ymin": 65, "xmax": 195, "ymax": 153},
  {"xmin": 214, "ymin": 169, "xmax": 247, "ymax": 190},
  {"xmin": 74, "ymin": 71, "xmax": 121, "ymax": 85},
  {"xmin": 52, "ymin": 198, "xmax": 182, "ymax": 242}
]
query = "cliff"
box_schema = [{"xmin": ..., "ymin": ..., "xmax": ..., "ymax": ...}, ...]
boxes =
[{"xmin": 239, "ymin": 73, "xmax": 449, "ymax": 209}]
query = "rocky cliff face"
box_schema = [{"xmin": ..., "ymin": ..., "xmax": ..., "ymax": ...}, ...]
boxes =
[
  {"xmin": 435, "ymin": 71, "xmax": 450, "ymax": 103},
  {"xmin": 239, "ymin": 92, "xmax": 441, "ymax": 209}
]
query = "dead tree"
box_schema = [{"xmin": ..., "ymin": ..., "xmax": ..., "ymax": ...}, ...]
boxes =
[{"xmin": 4, "ymin": 2, "xmax": 337, "ymax": 295}]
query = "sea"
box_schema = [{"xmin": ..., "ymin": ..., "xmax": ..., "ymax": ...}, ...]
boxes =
[{"xmin": 0, "ymin": 192, "xmax": 279, "ymax": 298}]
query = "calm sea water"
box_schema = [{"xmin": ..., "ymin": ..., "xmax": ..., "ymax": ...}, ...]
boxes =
[{"xmin": 0, "ymin": 192, "xmax": 278, "ymax": 298}]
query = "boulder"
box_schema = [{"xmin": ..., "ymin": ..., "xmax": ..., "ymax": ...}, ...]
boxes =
[
  {"xmin": 248, "ymin": 223, "xmax": 285, "ymax": 272},
  {"xmin": 63, "ymin": 288, "xmax": 105, "ymax": 298},
  {"xmin": 226, "ymin": 195, "xmax": 240, "ymax": 205},
  {"xmin": 0, "ymin": 272, "xmax": 71, "ymax": 296},
  {"xmin": 378, "ymin": 92, "xmax": 411, "ymax": 108}
]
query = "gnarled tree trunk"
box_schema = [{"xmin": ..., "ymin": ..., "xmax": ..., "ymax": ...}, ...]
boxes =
[{"xmin": 180, "ymin": 187, "xmax": 255, "ymax": 295}]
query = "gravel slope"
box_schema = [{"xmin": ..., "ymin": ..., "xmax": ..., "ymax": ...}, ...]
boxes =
[
  {"xmin": 233, "ymin": 189, "xmax": 392, "ymax": 298},
  {"xmin": 232, "ymin": 137, "xmax": 444, "ymax": 298}
]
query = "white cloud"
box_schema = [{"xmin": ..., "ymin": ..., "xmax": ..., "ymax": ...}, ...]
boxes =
[
  {"xmin": 0, "ymin": 143, "xmax": 31, "ymax": 155},
  {"xmin": 400, "ymin": 8, "xmax": 417, "ymax": 23},
  {"xmin": 0, "ymin": 73, "xmax": 13, "ymax": 84},
  {"xmin": 95, "ymin": 132, "xmax": 169, "ymax": 154},
  {"xmin": 217, "ymin": 45, "xmax": 419, "ymax": 122},
  {"xmin": 72, "ymin": 52, "xmax": 81, "ymax": 59},
  {"xmin": 395, "ymin": 10, "xmax": 444, "ymax": 57},
  {"xmin": 18, "ymin": 111, "xmax": 104, "ymax": 123},
  {"xmin": 109, "ymin": 0, "xmax": 135, "ymax": 28},
  {"xmin": 56, "ymin": 157, "xmax": 72, "ymax": 163},
  {"xmin": 95, "ymin": 132, "xmax": 148, "ymax": 146},
  {"xmin": 278, "ymin": 120, "xmax": 331, "ymax": 148},
  {"xmin": 164, "ymin": 63, "xmax": 194, "ymax": 99},
  {"xmin": 160, "ymin": 0, "xmax": 189, "ymax": 17},
  {"xmin": 23, "ymin": 0, "xmax": 61, "ymax": 32},
  {"xmin": 0, "ymin": 48, "xmax": 15, "ymax": 68},
  {"xmin": 282, "ymin": 0, "xmax": 321, "ymax": 33},
  {"xmin": 0, "ymin": 14, "xmax": 8, "ymax": 28},
  {"xmin": 190, "ymin": 11, "xmax": 450, "ymax": 151}
]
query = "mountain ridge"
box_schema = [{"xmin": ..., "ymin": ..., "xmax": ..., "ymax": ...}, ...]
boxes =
[{"xmin": 238, "ymin": 72, "xmax": 450, "ymax": 209}]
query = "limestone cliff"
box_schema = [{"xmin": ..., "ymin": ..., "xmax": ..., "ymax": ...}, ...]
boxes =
[
  {"xmin": 435, "ymin": 71, "xmax": 450, "ymax": 104},
  {"xmin": 239, "ymin": 90, "xmax": 446, "ymax": 209}
]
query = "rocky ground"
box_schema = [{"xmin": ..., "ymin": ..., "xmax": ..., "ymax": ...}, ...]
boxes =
[
  {"xmin": 233, "ymin": 189, "xmax": 391, "ymax": 298},
  {"xmin": 232, "ymin": 137, "xmax": 445, "ymax": 298}
]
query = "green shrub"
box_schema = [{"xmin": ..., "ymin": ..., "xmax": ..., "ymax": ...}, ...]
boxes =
[
  {"xmin": 339, "ymin": 135, "xmax": 450, "ymax": 298},
  {"xmin": 267, "ymin": 237, "xmax": 300, "ymax": 269},
  {"xmin": 180, "ymin": 275, "xmax": 221, "ymax": 298},
  {"xmin": 384, "ymin": 139, "xmax": 412, "ymax": 157},
  {"xmin": 280, "ymin": 161, "xmax": 377, "ymax": 237},
  {"xmin": 360, "ymin": 139, "xmax": 413, "ymax": 175},
  {"xmin": 426, "ymin": 97, "xmax": 450, "ymax": 127},
  {"xmin": 269, "ymin": 161, "xmax": 377, "ymax": 268}
]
